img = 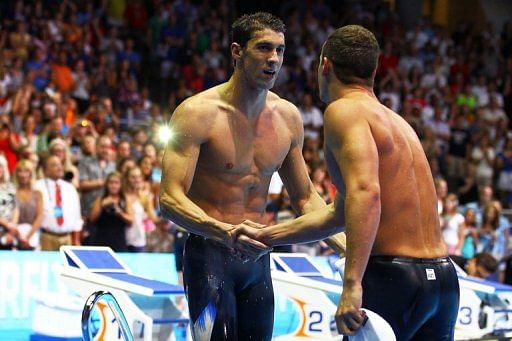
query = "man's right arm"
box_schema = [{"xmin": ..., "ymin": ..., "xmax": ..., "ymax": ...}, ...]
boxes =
[
  {"xmin": 79, "ymin": 178, "xmax": 104, "ymax": 192},
  {"xmin": 78, "ymin": 160, "xmax": 103, "ymax": 192},
  {"xmin": 159, "ymin": 101, "xmax": 235, "ymax": 246}
]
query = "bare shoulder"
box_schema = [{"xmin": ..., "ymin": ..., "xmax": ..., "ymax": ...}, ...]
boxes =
[
  {"xmin": 168, "ymin": 87, "xmax": 227, "ymax": 145},
  {"xmin": 268, "ymin": 91, "xmax": 301, "ymax": 118},
  {"xmin": 172, "ymin": 87, "xmax": 223, "ymax": 123},
  {"xmin": 324, "ymin": 98, "xmax": 366, "ymax": 128},
  {"xmin": 124, "ymin": 193, "xmax": 134, "ymax": 205},
  {"xmin": 34, "ymin": 189, "xmax": 43, "ymax": 201},
  {"xmin": 267, "ymin": 91, "xmax": 303, "ymax": 135}
]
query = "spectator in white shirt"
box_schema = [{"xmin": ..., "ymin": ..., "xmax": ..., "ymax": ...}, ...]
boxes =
[
  {"xmin": 425, "ymin": 106, "xmax": 451, "ymax": 153},
  {"xmin": 470, "ymin": 132, "xmax": 496, "ymax": 188},
  {"xmin": 483, "ymin": 95, "xmax": 507, "ymax": 126},
  {"xmin": 34, "ymin": 155, "xmax": 83, "ymax": 250},
  {"xmin": 299, "ymin": 93, "xmax": 323, "ymax": 142},
  {"xmin": 471, "ymin": 75, "xmax": 490, "ymax": 107}
]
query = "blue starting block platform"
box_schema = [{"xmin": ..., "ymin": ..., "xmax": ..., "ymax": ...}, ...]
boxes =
[
  {"xmin": 59, "ymin": 246, "xmax": 189, "ymax": 341},
  {"xmin": 271, "ymin": 253, "xmax": 343, "ymax": 292},
  {"xmin": 62, "ymin": 247, "xmax": 183, "ymax": 296}
]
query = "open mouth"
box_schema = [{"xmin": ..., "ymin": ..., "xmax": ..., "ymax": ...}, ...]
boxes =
[{"xmin": 263, "ymin": 70, "xmax": 276, "ymax": 76}]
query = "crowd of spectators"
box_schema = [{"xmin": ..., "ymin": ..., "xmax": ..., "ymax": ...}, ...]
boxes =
[{"xmin": 0, "ymin": 0, "xmax": 511, "ymax": 282}]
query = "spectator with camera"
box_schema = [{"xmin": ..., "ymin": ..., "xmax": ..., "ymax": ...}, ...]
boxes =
[{"xmin": 89, "ymin": 171, "xmax": 133, "ymax": 252}]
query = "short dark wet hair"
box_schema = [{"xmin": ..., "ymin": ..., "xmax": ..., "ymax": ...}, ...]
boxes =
[
  {"xmin": 474, "ymin": 252, "xmax": 498, "ymax": 274},
  {"xmin": 322, "ymin": 25, "xmax": 380, "ymax": 87},
  {"xmin": 231, "ymin": 12, "xmax": 285, "ymax": 48}
]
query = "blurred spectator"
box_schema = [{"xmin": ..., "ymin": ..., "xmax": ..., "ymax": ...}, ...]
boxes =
[
  {"xmin": 483, "ymin": 96, "xmax": 508, "ymax": 135},
  {"xmin": 493, "ymin": 200, "xmax": 511, "ymax": 247},
  {"xmin": 51, "ymin": 50, "xmax": 74, "ymax": 94},
  {"xmin": 377, "ymin": 41, "xmax": 398, "ymax": 77},
  {"xmin": 496, "ymin": 137, "xmax": 512, "ymax": 208},
  {"xmin": 0, "ymin": 64, "xmax": 13, "ymax": 116},
  {"xmin": 34, "ymin": 155, "xmax": 83, "ymax": 251},
  {"xmin": 117, "ymin": 156, "xmax": 137, "ymax": 175},
  {"xmin": 456, "ymin": 84, "xmax": 477, "ymax": 111},
  {"xmin": 446, "ymin": 113, "xmax": 470, "ymax": 188},
  {"xmin": 435, "ymin": 177, "xmax": 448, "ymax": 215},
  {"xmin": 299, "ymin": 93, "xmax": 323, "ymax": 143},
  {"xmin": 68, "ymin": 120, "xmax": 98, "ymax": 160},
  {"xmin": 13, "ymin": 159, "xmax": 42, "ymax": 250},
  {"xmin": 0, "ymin": 122, "xmax": 20, "ymax": 174},
  {"xmin": 311, "ymin": 166, "xmax": 334, "ymax": 204},
  {"xmin": 471, "ymin": 75, "xmax": 490, "ymax": 108},
  {"xmin": 36, "ymin": 115, "xmax": 64, "ymax": 154},
  {"xmin": 425, "ymin": 106, "xmax": 450, "ymax": 155},
  {"xmin": 460, "ymin": 208, "xmax": 478, "ymax": 259},
  {"xmin": 139, "ymin": 154, "xmax": 158, "ymax": 200},
  {"xmin": 465, "ymin": 185, "xmax": 495, "ymax": 222},
  {"xmin": 131, "ymin": 128, "xmax": 148, "ymax": 160},
  {"xmin": 124, "ymin": 166, "xmax": 159, "ymax": 252},
  {"xmin": 146, "ymin": 221, "xmax": 174, "ymax": 253},
  {"xmin": 457, "ymin": 163, "xmax": 479, "ymax": 205},
  {"xmin": 470, "ymin": 132, "xmax": 495, "ymax": 188},
  {"xmin": 116, "ymin": 139, "xmax": 132, "ymax": 160},
  {"xmin": 441, "ymin": 193, "xmax": 465, "ymax": 255},
  {"xmin": 71, "ymin": 59, "xmax": 90, "ymax": 114},
  {"xmin": 466, "ymin": 252, "xmax": 499, "ymax": 281},
  {"xmin": 420, "ymin": 126, "xmax": 441, "ymax": 162},
  {"xmin": 476, "ymin": 204, "xmax": 503, "ymax": 258},
  {"xmin": 78, "ymin": 135, "xmax": 115, "ymax": 215},
  {"xmin": 9, "ymin": 21, "xmax": 31, "ymax": 61},
  {"xmin": 90, "ymin": 171, "xmax": 133, "ymax": 252},
  {"xmin": 19, "ymin": 115, "xmax": 38, "ymax": 152},
  {"xmin": 48, "ymin": 138, "xmax": 79, "ymax": 188},
  {"xmin": 0, "ymin": 155, "xmax": 18, "ymax": 249},
  {"xmin": 379, "ymin": 71, "xmax": 401, "ymax": 112},
  {"xmin": 78, "ymin": 135, "xmax": 115, "ymax": 243}
]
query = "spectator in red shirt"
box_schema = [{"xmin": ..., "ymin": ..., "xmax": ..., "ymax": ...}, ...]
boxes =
[
  {"xmin": 377, "ymin": 41, "xmax": 398, "ymax": 77},
  {"xmin": 124, "ymin": 0, "xmax": 148, "ymax": 31},
  {"xmin": 0, "ymin": 123, "xmax": 20, "ymax": 174}
]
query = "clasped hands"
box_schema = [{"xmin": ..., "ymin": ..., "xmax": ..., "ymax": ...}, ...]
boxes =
[{"xmin": 227, "ymin": 220, "xmax": 272, "ymax": 263}]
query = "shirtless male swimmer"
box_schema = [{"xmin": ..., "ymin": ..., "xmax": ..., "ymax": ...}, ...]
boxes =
[
  {"xmin": 235, "ymin": 25, "xmax": 460, "ymax": 340},
  {"xmin": 159, "ymin": 12, "xmax": 346, "ymax": 340}
]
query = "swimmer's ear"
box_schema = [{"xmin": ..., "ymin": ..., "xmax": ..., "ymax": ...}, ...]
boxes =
[
  {"xmin": 320, "ymin": 57, "xmax": 331, "ymax": 76},
  {"xmin": 231, "ymin": 42, "xmax": 243, "ymax": 61}
]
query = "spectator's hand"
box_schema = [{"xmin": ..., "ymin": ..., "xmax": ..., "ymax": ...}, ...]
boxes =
[
  {"xmin": 336, "ymin": 282, "xmax": 366, "ymax": 336},
  {"xmin": 113, "ymin": 204, "xmax": 123, "ymax": 216},
  {"xmin": 101, "ymin": 197, "xmax": 115, "ymax": 206},
  {"xmin": 4, "ymin": 222, "xmax": 18, "ymax": 235},
  {"xmin": 18, "ymin": 238, "xmax": 31, "ymax": 249}
]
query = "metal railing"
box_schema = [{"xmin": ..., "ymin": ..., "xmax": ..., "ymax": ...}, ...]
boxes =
[{"xmin": 81, "ymin": 291, "xmax": 134, "ymax": 341}]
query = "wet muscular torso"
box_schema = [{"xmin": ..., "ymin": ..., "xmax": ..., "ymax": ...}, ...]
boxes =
[
  {"xmin": 188, "ymin": 93, "xmax": 292, "ymax": 225},
  {"xmin": 325, "ymin": 99, "xmax": 446, "ymax": 258}
]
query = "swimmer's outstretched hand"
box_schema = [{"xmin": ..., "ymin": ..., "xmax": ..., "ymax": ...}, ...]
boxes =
[{"xmin": 231, "ymin": 220, "xmax": 272, "ymax": 262}]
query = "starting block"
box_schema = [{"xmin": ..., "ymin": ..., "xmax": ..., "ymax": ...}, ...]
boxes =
[{"xmin": 59, "ymin": 246, "xmax": 188, "ymax": 341}]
